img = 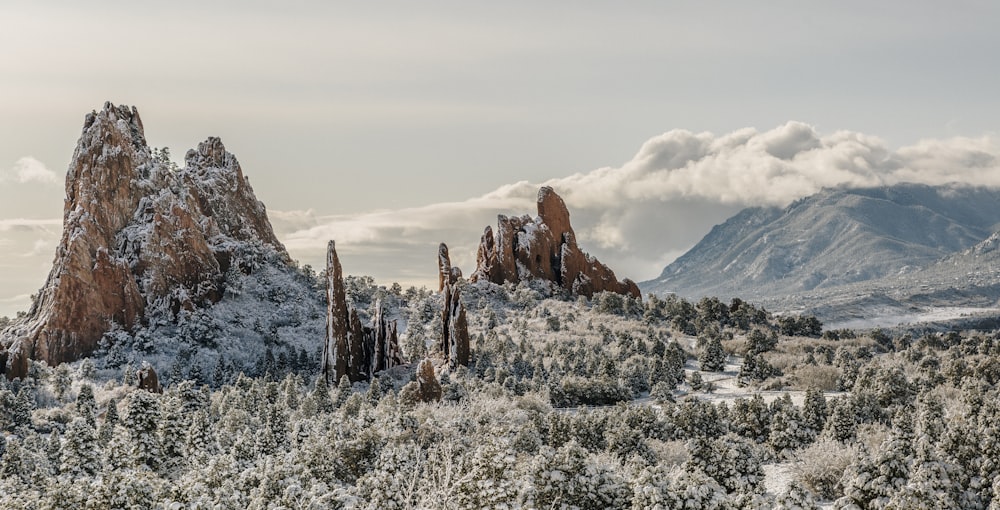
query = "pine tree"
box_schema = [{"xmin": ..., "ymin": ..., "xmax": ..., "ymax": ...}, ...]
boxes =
[
  {"xmin": 307, "ymin": 374, "xmax": 334, "ymax": 415},
  {"xmin": 802, "ymin": 387, "xmax": 827, "ymax": 435},
  {"xmin": 75, "ymin": 383, "xmax": 97, "ymax": 428},
  {"xmin": 124, "ymin": 390, "xmax": 162, "ymax": 469},
  {"xmin": 51, "ymin": 364, "xmax": 72, "ymax": 402},
  {"xmin": 824, "ymin": 397, "xmax": 856, "ymax": 442},
  {"xmin": 335, "ymin": 375, "xmax": 352, "ymax": 408},
  {"xmin": 699, "ymin": 335, "xmax": 727, "ymax": 372},
  {"xmin": 12, "ymin": 385, "xmax": 33, "ymax": 431},
  {"xmin": 60, "ymin": 417, "xmax": 100, "ymax": 477},
  {"xmin": 98, "ymin": 398, "xmax": 119, "ymax": 444}
]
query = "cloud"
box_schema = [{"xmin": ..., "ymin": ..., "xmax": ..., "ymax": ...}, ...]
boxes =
[
  {"xmin": 275, "ymin": 122, "xmax": 1000, "ymax": 288},
  {"xmin": 0, "ymin": 218, "xmax": 61, "ymax": 232},
  {"xmin": 2, "ymin": 157, "xmax": 60, "ymax": 185}
]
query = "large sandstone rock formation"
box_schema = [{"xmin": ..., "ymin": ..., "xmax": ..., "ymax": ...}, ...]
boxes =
[
  {"xmin": 470, "ymin": 186, "xmax": 641, "ymax": 299},
  {"xmin": 440, "ymin": 282, "xmax": 470, "ymax": 369},
  {"xmin": 0, "ymin": 103, "xmax": 288, "ymax": 380},
  {"xmin": 322, "ymin": 241, "xmax": 403, "ymax": 384}
]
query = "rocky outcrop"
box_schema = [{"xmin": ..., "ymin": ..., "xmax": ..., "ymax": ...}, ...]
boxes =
[
  {"xmin": 437, "ymin": 243, "xmax": 462, "ymax": 291},
  {"xmin": 415, "ymin": 358, "xmax": 442, "ymax": 402},
  {"xmin": 0, "ymin": 102, "xmax": 288, "ymax": 380},
  {"xmin": 470, "ymin": 186, "xmax": 640, "ymax": 299},
  {"xmin": 370, "ymin": 300, "xmax": 403, "ymax": 375},
  {"xmin": 322, "ymin": 241, "xmax": 404, "ymax": 384},
  {"xmin": 136, "ymin": 362, "xmax": 162, "ymax": 393},
  {"xmin": 441, "ymin": 283, "xmax": 470, "ymax": 369}
]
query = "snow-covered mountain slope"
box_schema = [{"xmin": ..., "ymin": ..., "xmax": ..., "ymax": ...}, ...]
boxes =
[{"xmin": 641, "ymin": 184, "xmax": 1000, "ymax": 302}]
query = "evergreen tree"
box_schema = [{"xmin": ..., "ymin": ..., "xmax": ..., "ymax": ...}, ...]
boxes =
[
  {"xmin": 527, "ymin": 440, "xmax": 629, "ymax": 510},
  {"xmin": 98, "ymin": 398, "xmax": 119, "ymax": 444},
  {"xmin": 51, "ymin": 364, "xmax": 71, "ymax": 402},
  {"xmin": 801, "ymin": 387, "xmax": 828, "ymax": 435},
  {"xmin": 12, "ymin": 384, "xmax": 33, "ymax": 431},
  {"xmin": 75, "ymin": 383, "xmax": 97, "ymax": 428},
  {"xmin": 60, "ymin": 417, "xmax": 100, "ymax": 477},
  {"xmin": 699, "ymin": 335, "xmax": 727, "ymax": 372},
  {"xmin": 124, "ymin": 390, "xmax": 162, "ymax": 469}
]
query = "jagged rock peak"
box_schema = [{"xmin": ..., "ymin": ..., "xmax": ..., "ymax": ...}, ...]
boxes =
[
  {"xmin": 437, "ymin": 243, "xmax": 462, "ymax": 292},
  {"xmin": 1, "ymin": 102, "xmax": 290, "ymax": 380},
  {"xmin": 469, "ymin": 186, "xmax": 640, "ymax": 299},
  {"xmin": 323, "ymin": 240, "xmax": 404, "ymax": 385},
  {"xmin": 440, "ymin": 282, "xmax": 470, "ymax": 369},
  {"xmin": 322, "ymin": 240, "xmax": 350, "ymax": 384}
]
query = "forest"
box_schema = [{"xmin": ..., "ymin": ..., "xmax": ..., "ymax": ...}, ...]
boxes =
[{"xmin": 2, "ymin": 271, "xmax": 999, "ymax": 510}]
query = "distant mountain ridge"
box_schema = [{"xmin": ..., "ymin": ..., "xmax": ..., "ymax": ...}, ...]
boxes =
[{"xmin": 641, "ymin": 184, "xmax": 1000, "ymax": 302}]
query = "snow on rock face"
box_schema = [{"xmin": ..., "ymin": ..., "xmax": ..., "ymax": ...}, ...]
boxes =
[
  {"xmin": 437, "ymin": 243, "xmax": 461, "ymax": 292},
  {"xmin": 0, "ymin": 102, "xmax": 289, "ymax": 380},
  {"xmin": 470, "ymin": 186, "xmax": 640, "ymax": 299},
  {"xmin": 440, "ymin": 282, "xmax": 470, "ymax": 369}
]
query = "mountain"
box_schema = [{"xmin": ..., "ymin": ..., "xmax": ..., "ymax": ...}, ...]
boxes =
[
  {"xmin": 0, "ymin": 103, "xmax": 315, "ymax": 380},
  {"xmin": 641, "ymin": 184, "xmax": 1000, "ymax": 302}
]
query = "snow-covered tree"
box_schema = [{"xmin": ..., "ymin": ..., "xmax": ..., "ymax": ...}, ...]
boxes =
[
  {"xmin": 59, "ymin": 417, "xmax": 100, "ymax": 477},
  {"xmin": 124, "ymin": 389, "xmax": 162, "ymax": 469}
]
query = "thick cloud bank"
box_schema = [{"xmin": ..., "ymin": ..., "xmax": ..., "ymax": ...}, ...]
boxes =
[{"xmin": 276, "ymin": 122, "xmax": 1000, "ymax": 289}]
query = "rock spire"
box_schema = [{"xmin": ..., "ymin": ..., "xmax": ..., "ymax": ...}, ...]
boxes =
[
  {"xmin": 322, "ymin": 240, "xmax": 404, "ymax": 384},
  {"xmin": 437, "ymin": 243, "xmax": 462, "ymax": 291},
  {"xmin": 440, "ymin": 282, "xmax": 470, "ymax": 369}
]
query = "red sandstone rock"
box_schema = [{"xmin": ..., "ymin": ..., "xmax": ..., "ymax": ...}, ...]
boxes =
[
  {"xmin": 0, "ymin": 103, "xmax": 288, "ymax": 380},
  {"xmin": 322, "ymin": 241, "xmax": 350, "ymax": 384},
  {"xmin": 437, "ymin": 243, "xmax": 462, "ymax": 291},
  {"xmin": 469, "ymin": 186, "xmax": 641, "ymax": 300}
]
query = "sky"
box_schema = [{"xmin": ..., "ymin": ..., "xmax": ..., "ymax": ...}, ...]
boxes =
[{"xmin": 2, "ymin": 1, "xmax": 1000, "ymax": 317}]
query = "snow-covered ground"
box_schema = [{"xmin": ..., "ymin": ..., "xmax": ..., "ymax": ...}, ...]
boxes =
[{"xmin": 826, "ymin": 306, "xmax": 1000, "ymax": 330}]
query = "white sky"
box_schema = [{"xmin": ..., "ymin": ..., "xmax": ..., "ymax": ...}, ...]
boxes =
[{"xmin": 2, "ymin": 1, "xmax": 1000, "ymax": 316}]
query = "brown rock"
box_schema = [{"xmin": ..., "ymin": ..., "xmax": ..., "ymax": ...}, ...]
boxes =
[
  {"xmin": 136, "ymin": 362, "xmax": 162, "ymax": 393},
  {"xmin": 441, "ymin": 282, "xmax": 470, "ymax": 369},
  {"xmin": 437, "ymin": 243, "xmax": 461, "ymax": 291},
  {"xmin": 469, "ymin": 186, "xmax": 641, "ymax": 300},
  {"xmin": 415, "ymin": 358, "xmax": 442, "ymax": 403},
  {"xmin": 372, "ymin": 299, "xmax": 404, "ymax": 374},
  {"xmin": 322, "ymin": 240, "xmax": 350, "ymax": 384},
  {"xmin": 323, "ymin": 242, "xmax": 404, "ymax": 384},
  {"xmin": 1, "ymin": 103, "xmax": 290, "ymax": 380}
]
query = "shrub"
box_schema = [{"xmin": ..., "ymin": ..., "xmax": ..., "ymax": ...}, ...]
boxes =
[{"xmin": 792, "ymin": 438, "xmax": 856, "ymax": 499}]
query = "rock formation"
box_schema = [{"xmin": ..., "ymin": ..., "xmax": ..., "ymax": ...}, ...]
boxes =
[
  {"xmin": 371, "ymin": 299, "xmax": 403, "ymax": 375},
  {"xmin": 322, "ymin": 240, "xmax": 352, "ymax": 384},
  {"xmin": 322, "ymin": 241, "xmax": 404, "ymax": 384},
  {"xmin": 437, "ymin": 243, "xmax": 462, "ymax": 291},
  {"xmin": 0, "ymin": 102, "xmax": 288, "ymax": 380},
  {"xmin": 415, "ymin": 358, "xmax": 442, "ymax": 403},
  {"xmin": 470, "ymin": 186, "xmax": 641, "ymax": 299},
  {"xmin": 136, "ymin": 362, "xmax": 162, "ymax": 393},
  {"xmin": 441, "ymin": 283, "xmax": 470, "ymax": 369}
]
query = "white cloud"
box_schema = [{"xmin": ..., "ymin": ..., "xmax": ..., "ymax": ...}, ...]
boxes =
[
  {"xmin": 2, "ymin": 157, "xmax": 60, "ymax": 185},
  {"xmin": 274, "ymin": 122, "xmax": 1000, "ymax": 288}
]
